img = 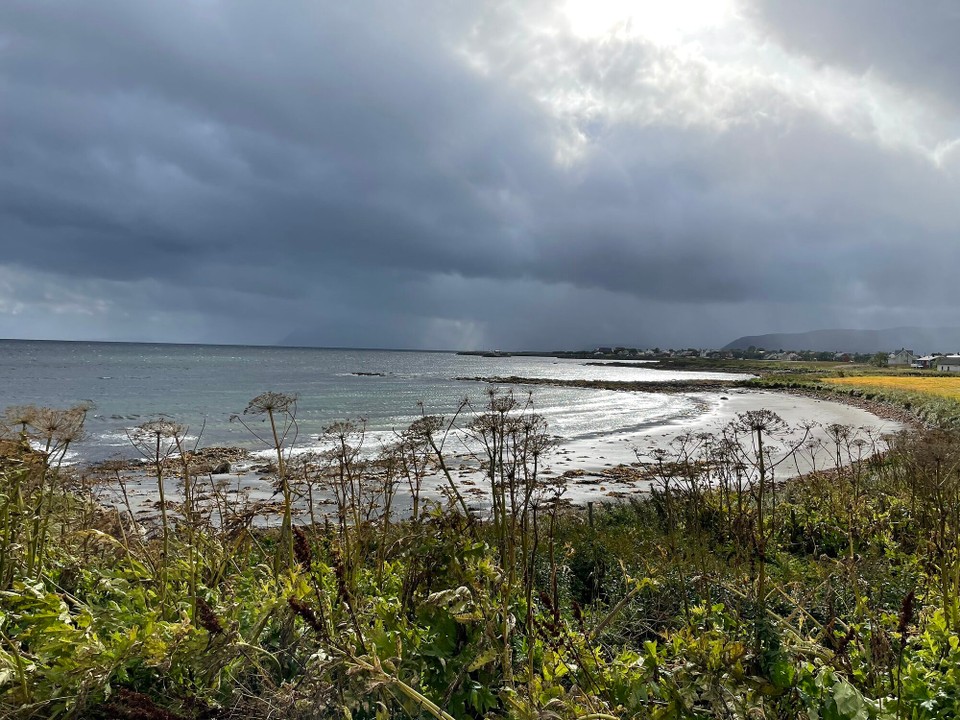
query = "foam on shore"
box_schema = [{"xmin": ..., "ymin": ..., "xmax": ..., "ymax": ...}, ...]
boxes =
[{"xmin": 92, "ymin": 388, "xmax": 903, "ymax": 520}]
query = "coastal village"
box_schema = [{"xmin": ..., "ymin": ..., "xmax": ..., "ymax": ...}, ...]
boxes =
[{"xmin": 585, "ymin": 345, "xmax": 960, "ymax": 370}]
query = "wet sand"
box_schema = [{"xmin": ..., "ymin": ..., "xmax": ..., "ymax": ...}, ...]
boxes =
[{"xmin": 88, "ymin": 388, "xmax": 902, "ymax": 520}]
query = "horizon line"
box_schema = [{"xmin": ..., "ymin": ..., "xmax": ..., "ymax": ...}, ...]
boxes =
[{"xmin": 0, "ymin": 337, "xmax": 467, "ymax": 354}]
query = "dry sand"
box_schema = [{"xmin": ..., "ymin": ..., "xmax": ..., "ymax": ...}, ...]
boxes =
[
  {"xmin": 92, "ymin": 388, "xmax": 902, "ymax": 520},
  {"xmin": 544, "ymin": 388, "xmax": 901, "ymax": 505}
]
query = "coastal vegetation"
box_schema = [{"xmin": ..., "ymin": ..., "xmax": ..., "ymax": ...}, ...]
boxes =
[
  {"xmin": 2, "ymin": 390, "xmax": 960, "ymax": 718},
  {"xmin": 657, "ymin": 358, "xmax": 960, "ymax": 429},
  {"xmin": 824, "ymin": 376, "xmax": 960, "ymax": 402}
]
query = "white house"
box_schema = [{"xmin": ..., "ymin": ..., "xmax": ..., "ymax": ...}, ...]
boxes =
[
  {"xmin": 936, "ymin": 355, "xmax": 960, "ymax": 372},
  {"xmin": 888, "ymin": 348, "xmax": 916, "ymax": 366}
]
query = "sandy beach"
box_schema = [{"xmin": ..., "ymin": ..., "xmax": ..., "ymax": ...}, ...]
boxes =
[
  {"xmin": 91, "ymin": 387, "xmax": 903, "ymax": 520},
  {"xmin": 544, "ymin": 388, "xmax": 902, "ymax": 504}
]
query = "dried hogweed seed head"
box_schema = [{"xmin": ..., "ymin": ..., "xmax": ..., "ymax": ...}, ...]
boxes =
[
  {"xmin": 244, "ymin": 391, "xmax": 297, "ymax": 416},
  {"xmin": 5, "ymin": 405, "xmax": 39, "ymax": 432}
]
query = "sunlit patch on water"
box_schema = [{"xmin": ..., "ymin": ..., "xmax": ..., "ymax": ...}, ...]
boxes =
[{"xmin": 1, "ymin": 342, "xmax": 747, "ymax": 464}]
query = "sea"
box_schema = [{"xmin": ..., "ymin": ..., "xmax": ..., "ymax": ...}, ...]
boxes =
[{"xmin": 0, "ymin": 340, "xmax": 749, "ymax": 465}]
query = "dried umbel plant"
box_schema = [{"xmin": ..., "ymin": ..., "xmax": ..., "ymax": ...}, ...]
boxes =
[
  {"xmin": 4, "ymin": 405, "xmax": 40, "ymax": 435},
  {"xmin": 244, "ymin": 391, "xmax": 297, "ymax": 417},
  {"xmin": 406, "ymin": 414, "xmax": 444, "ymax": 443},
  {"xmin": 129, "ymin": 418, "xmax": 186, "ymax": 447},
  {"xmin": 463, "ymin": 388, "xmax": 555, "ymax": 689},
  {"xmin": 404, "ymin": 407, "xmax": 473, "ymax": 520},
  {"xmin": 10, "ymin": 403, "xmax": 92, "ymax": 464},
  {"xmin": 128, "ymin": 418, "xmax": 189, "ymax": 617},
  {"xmin": 731, "ymin": 408, "xmax": 788, "ymax": 437},
  {"xmin": 389, "ymin": 424, "xmax": 435, "ymax": 522},
  {"xmin": 2, "ymin": 403, "xmax": 92, "ymax": 582},
  {"xmin": 235, "ymin": 391, "xmax": 299, "ymax": 574}
]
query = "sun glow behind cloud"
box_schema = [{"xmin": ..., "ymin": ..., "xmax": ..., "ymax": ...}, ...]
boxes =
[
  {"xmin": 562, "ymin": 0, "xmax": 736, "ymax": 44},
  {"xmin": 486, "ymin": 0, "xmax": 959, "ymax": 170}
]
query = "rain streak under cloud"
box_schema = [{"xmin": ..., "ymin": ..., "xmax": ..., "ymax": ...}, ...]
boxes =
[{"xmin": 1, "ymin": 0, "xmax": 959, "ymax": 349}]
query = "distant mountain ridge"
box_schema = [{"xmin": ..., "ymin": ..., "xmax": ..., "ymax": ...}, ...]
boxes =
[{"xmin": 723, "ymin": 327, "xmax": 960, "ymax": 354}]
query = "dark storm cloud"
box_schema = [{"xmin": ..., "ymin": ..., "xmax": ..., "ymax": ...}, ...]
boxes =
[{"xmin": 1, "ymin": 0, "xmax": 959, "ymax": 348}]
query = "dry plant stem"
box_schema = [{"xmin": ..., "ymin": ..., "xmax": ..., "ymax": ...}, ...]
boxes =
[
  {"xmin": 173, "ymin": 433, "xmax": 199, "ymax": 622},
  {"xmin": 303, "ymin": 464, "xmax": 317, "ymax": 528},
  {"xmin": 349, "ymin": 654, "xmax": 457, "ymax": 720},
  {"xmin": 425, "ymin": 430, "xmax": 472, "ymax": 523},
  {"xmin": 33, "ymin": 449, "xmax": 68, "ymax": 577},
  {"xmin": 153, "ymin": 432, "xmax": 170, "ymax": 614},
  {"xmin": 525, "ymin": 503, "xmax": 538, "ymax": 694},
  {"xmin": 754, "ymin": 423, "xmax": 767, "ymax": 652},
  {"xmin": 588, "ymin": 579, "xmax": 645, "ymax": 644},
  {"xmin": 0, "ymin": 627, "xmax": 31, "ymax": 703},
  {"xmin": 0, "ymin": 465, "xmax": 27, "ymax": 587},
  {"xmin": 376, "ymin": 453, "xmax": 397, "ymax": 583},
  {"xmin": 24, "ymin": 438, "xmax": 54, "ymax": 577},
  {"xmin": 267, "ymin": 406, "xmax": 294, "ymax": 573},
  {"xmin": 719, "ymin": 580, "xmax": 833, "ymax": 662}
]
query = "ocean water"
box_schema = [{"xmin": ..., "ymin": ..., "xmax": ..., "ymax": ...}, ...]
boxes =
[{"xmin": 0, "ymin": 341, "xmax": 749, "ymax": 463}]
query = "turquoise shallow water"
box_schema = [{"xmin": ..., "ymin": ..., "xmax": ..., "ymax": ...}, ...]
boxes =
[{"xmin": 0, "ymin": 341, "xmax": 747, "ymax": 463}]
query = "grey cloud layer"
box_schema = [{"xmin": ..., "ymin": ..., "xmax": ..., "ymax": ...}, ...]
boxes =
[
  {"xmin": 0, "ymin": 1, "xmax": 957, "ymax": 348},
  {"xmin": 748, "ymin": 0, "xmax": 960, "ymax": 113}
]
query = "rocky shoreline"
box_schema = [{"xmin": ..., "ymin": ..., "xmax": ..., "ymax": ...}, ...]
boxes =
[
  {"xmin": 462, "ymin": 373, "xmax": 922, "ymax": 429},
  {"xmin": 89, "ymin": 445, "xmax": 254, "ymax": 475},
  {"xmin": 457, "ymin": 375, "xmax": 748, "ymax": 393},
  {"xmin": 781, "ymin": 386, "xmax": 921, "ymax": 429}
]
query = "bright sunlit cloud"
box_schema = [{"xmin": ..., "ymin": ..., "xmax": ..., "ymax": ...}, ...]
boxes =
[
  {"xmin": 562, "ymin": 0, "xmax": 736, "ymax": 44},
  {"xmin": 494, "ymin": 0, "xmax": 955, "ymax": 167}
]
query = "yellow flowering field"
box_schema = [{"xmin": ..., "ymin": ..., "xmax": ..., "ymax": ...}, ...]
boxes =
[{"xmin": 824, "ymin": 375, "xmax": 960, "ymax": 400}]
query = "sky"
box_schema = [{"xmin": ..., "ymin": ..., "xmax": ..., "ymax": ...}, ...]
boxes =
[{"xmin": 1, "ymin": 1, "xmax": 959, "ymax": 350}]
